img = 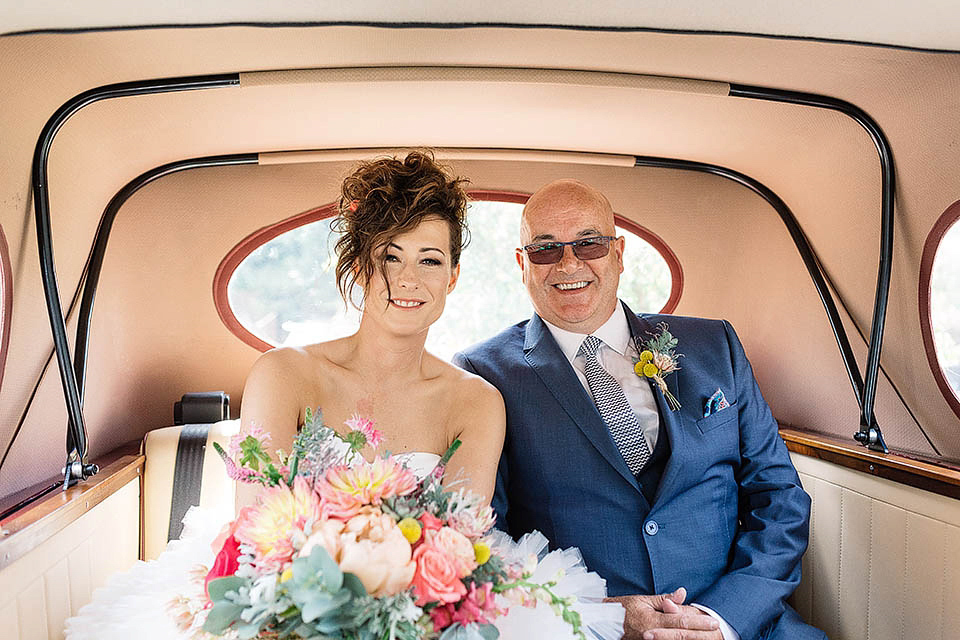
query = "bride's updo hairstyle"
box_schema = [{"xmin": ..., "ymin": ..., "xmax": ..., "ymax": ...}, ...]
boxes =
[{"xmin": 333, "ymin": 151, "xmax": 470, "ymax": 307}]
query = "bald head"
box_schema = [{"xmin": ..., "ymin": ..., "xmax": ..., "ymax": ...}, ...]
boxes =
[
  {"xmin": 516, "ymin": 179, "xmax": 624, "ymax": 333},
  {"xmin": 521, "ymin": 179, "xmax": 616, "ymax": 242}
]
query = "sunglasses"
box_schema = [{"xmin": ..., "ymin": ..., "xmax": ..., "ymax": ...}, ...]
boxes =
[{"xmin": 521, "ymin": 236, "xmax": 617, "ymax": 265}]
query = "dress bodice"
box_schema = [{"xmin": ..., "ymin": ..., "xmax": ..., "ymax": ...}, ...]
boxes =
[{"xmin": 394, "ymin": 452, "xmax": 442, "ymax": 479}]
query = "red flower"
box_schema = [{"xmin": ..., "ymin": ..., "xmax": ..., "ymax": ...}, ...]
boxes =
[
  {"xmin": 430, "ymin": 603, "xmax": 454, "ymax": 631},
  {"xmin": 205, "ymin": 534, "xmax": 241, "ymax": 598}
]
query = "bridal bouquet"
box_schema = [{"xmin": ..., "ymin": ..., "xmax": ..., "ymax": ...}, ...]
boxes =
[{"xmin": 183, "ymin": 410, "xmax": 586, "ymax": 640}]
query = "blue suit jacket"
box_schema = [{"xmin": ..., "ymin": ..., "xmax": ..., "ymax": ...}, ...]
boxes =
[{"xmin": 454, "ymin": 305, "xmax": 823, "ymax": 640}]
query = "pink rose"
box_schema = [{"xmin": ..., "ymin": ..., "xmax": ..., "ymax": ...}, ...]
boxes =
[
  {"xmin": 428, "ymin": 527, "xmax": 477, "ymax": 577},
  {"xmin": 411, "ymin": 540, "xmax": 468, "ymax": 605}
]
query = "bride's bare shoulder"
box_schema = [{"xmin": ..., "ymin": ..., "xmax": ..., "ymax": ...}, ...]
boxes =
[
  {"xmin": 434, "ymin": 357, "xmax": 504, "ymax": 412},
  {"xmin": 246, "ymin": 338, "xmax": 347, "ymax": 387}
]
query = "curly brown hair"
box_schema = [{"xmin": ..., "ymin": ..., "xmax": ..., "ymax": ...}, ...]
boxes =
[{"xmin": 332, "ymin": 151, "xmax": 470, "ymax": 307}]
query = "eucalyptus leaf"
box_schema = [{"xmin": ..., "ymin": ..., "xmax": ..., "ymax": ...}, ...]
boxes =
[
  {"xmin": 302, "ymin": 593, "xmax": 338, "ymax": 622},
  {"xmin": 207, "ymin": 575, "xmax": 246, "ymax": 601},
  {"xmin": 202, "ymin": 601, "xmax": 244, "ymax": 633},
  {"xmin": 341, "ymin": 572, "xmax": 367, "ymax": 597},
  {"xmin": 477, "ymin": 623, "xmax": 501, "ymax": 640}
]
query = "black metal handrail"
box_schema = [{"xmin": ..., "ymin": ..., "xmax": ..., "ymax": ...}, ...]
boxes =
[
  {"xmin": 31, "ymin": 73, "xmax": 241, "ymax": 488},
  {"xmin": 73, "ymin": 154, "xmax": 258, "ymax": 401},
  {"xmin": 729, "ymin": 84, "xmax": 892, "ymax": 451},
  {"xmin": 633, "ymin": 156, "xmax": 866, "ymax": 407}
]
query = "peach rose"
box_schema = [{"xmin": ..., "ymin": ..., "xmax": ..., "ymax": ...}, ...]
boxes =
[
  {"xmin": 299, "ymin": 518, "xmax": 346, "ymax": 561},
  {"xmin": 428, "ymin": 527, "xmax": 477, "ymax": 577},
  {"xmin": 411, "ymin": 540, "xmax": 468, "ymax": 605},
  {"xmin": 337, "ymin": 507, "xmax": 415, "ymax": 597}
]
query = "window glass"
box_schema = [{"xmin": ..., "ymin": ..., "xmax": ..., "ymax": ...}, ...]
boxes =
[
  {"xmin": 931, "ymin": 218, "xmax": 960, "ymax": 399},
  {"xmin": 227, "ymin": 199, "xmax": 675, "ymax": 360}
]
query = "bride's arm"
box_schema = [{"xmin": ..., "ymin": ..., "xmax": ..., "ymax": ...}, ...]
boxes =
[
  {"xmin": 446, "ymin": 376, "xmax": 506, "ymax": 505},
  {"xmin": 236, "ymin": 349, "xmax": 304, "ymax": 508},
  {"xmin": 239, "ymin": 348, "xmax": 304, "ymax": 446}
]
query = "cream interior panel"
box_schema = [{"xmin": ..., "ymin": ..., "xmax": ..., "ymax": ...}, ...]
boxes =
[
  {"xmin": 42, "ymin": 558, "xmax": 72, "ymax": 639},
  {"xmin": 1, "ymin": 599, "xmax": 19, "ymax": 638},
  {"xmin": 142, "ymin": 420, "xmax": 239, "ymax": 561},
  {"xmin": 0, "ymin": 479, "xmax": 139, "ymax": 640},
  {"xmin": 792, "ymin": 453, "xmax": 960, "ymax": 640},
  {"xmin": 904, "ymin": 512, "xmax": 946, "ymax": 639}
]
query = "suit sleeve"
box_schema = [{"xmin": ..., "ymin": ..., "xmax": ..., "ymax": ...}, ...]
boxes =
[
  {"xmin": 694, "ymin": 321, "xmax": 811, "ymax": 639},
  {"xmin": 451, "ymin": 351, "xmax": 511, "ymax": 535}
]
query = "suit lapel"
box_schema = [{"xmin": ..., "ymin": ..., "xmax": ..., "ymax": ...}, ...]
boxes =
[
  {"xmin": 524, "ymin": 314, "xmax": 641, "ymax": 493},
  {"xmin": 624, "ymin": 304, "xmax": 687, "ymax": 507}
]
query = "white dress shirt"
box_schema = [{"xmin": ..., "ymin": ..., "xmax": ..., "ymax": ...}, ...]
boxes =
[
  {"xmin": 542, "ymin": 306, "xmax": 660, "ymax": 453},
  {"xmin": 542, "ymin": 304, "xmax": 741, "ymax": 640}
]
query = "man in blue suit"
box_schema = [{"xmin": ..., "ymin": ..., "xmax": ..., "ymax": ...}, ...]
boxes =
[{"xmin": 454, "ymin": 180, "xmax": 823, "ymax": 640}]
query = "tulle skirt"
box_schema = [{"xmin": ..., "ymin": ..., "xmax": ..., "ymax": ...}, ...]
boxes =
[{"xmin": 65, "ymin": 508, "xmax": 624, "ymax": 640}]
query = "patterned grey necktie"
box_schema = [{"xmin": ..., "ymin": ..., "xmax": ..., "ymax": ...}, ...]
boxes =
[{"xmin": 578, "ymin": 335, "xmax": 652, "ymax": 475}]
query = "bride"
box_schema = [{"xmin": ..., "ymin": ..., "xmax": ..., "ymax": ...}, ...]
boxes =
[{"xmin": 239, "ymin": 150, "xmax": 504, "ymax": 500}]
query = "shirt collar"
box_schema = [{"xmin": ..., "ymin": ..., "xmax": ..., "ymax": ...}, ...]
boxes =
[{"xmin": 541, "ymin": 302, "xmax": 633, "ymax": 364}]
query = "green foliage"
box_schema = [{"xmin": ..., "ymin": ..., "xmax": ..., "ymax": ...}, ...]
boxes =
[
  {"xmin": 438, "ymin": 623, "xmax": 499, "ymax": 640},
  {"xmin": 644, "ymin": 323, "xmax": 679, "ymax": 354},
  {"xmin": 464, "ymin": 555, "xmax": 507, "ymax": 589},
  {"xmin": 203, "ymin": 576, "xmax": 249, "ymax": 634},
  {"xmin": 281, "ymin": 546, "xmax": 366, "ymax": 636},
  {"xmin": 341, "ymin": 592, "xmax": 424, "ymax": 640}
]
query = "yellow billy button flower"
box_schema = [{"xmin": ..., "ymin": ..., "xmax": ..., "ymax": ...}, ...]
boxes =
[
  {"xmin": 280, "ymin": 567, "xmax": 294, "ymax": 583},
  {"xmin": 639, "ymin": 350, "xmax": 654, "ymax": 364},
  {"xmin": 473, "ymin": 541, "xmax": 491, "ymax": 565},
  {"xmin": 642, "ymin": 363, "xmax": 660, "ymax": 378},
  {"xmin": 398, "ymin": 517, "xmax": 422, "ymax": 544}
]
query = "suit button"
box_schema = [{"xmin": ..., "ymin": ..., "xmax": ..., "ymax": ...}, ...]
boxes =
[{"xmin": 644, "ymin": 520, "xmax": 659, "ymax": 536}]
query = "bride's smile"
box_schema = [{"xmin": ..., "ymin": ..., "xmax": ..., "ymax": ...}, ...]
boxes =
[{"xmin": 363, "ymin": 216, "xmax": 461, "ymax": 336}]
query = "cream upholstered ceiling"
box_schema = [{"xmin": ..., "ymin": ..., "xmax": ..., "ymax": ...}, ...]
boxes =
[
  {"xmin": 0, "ymin": 24, "xmax": 959, "ymax": 497},
  {"xmin": 3, "ymin": 0, "xmax": 960, "ymax": 51}
]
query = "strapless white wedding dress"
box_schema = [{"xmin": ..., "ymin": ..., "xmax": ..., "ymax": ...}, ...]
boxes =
[{"xmin": 65, "ymin": 452, "xmax": 623, "ymax": 640}]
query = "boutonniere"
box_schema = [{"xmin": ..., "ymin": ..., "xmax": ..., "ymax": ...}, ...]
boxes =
[{"xmin": 633, "ymin": 322, "xmax": 682, "ymax": 411}]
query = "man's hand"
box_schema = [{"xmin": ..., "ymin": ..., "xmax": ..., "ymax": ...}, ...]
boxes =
[{"xmin": 606, "ymin": 587, "xmax": 723, "ymax": 640}]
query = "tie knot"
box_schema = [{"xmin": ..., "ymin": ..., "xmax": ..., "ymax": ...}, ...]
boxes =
[{"xmin": 578, "ymin": 335, "xmax": 603, "ymax": 358}]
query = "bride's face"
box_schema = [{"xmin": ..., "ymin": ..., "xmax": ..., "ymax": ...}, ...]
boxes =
[{"xmin": 362, "ymin": 216, "xmax": 460, "ymax": 337}]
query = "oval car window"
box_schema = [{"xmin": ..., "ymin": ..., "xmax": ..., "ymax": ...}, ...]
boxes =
[
  {"xmin": 225, "ymin": 199, "xmax": 678, "ymax": 360},
  {"xmin": 930, "ymin": 217, "xmax": 960, "ymax": 402}
]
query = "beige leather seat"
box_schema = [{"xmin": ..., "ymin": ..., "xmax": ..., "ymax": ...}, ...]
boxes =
[{"xmin": 141, "ymin": 420, "xmax": 239, "ymax": 560}]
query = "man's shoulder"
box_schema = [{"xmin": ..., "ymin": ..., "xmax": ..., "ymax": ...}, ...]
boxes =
[
  {"xmin": 454, "ymin": 320, "xmax": 529, "ymax": 370},
  {"xmin": 638, "ymin": 312, "xmax": 729, "ymax": 336}
]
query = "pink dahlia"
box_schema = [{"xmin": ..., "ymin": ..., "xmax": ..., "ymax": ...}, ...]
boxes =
[
  {"xmin": 317, "ymin": 457, "xmax": 418, "ymax": 520},
  {"xmin": 234, "ymin": 476, "xmax": 321, "ymax": 572}
]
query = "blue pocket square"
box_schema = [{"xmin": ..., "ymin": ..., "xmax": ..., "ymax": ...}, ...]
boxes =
[{"xmin": 703, "ymin": 388, "xmax": 731, "ymax": 417}]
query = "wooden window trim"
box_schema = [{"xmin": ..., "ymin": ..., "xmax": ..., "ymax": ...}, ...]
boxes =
[
  {"xmin": 0, "ymin": 442, "xmax": 143, "ymax": 572},
  {"xmin": 0, "ymin": 224, "xmax": 11, "ymax": 395},
  {"xmin": 781, "ymin": 427, "xmax": 960, "ymax": 499},
  {"xmin": 214, "ymin": 190, "xmax": 683, "ymax": 351},
  {"xmin": 919, "ymin": 199, "xmax": 960, "ymax": 421}
]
